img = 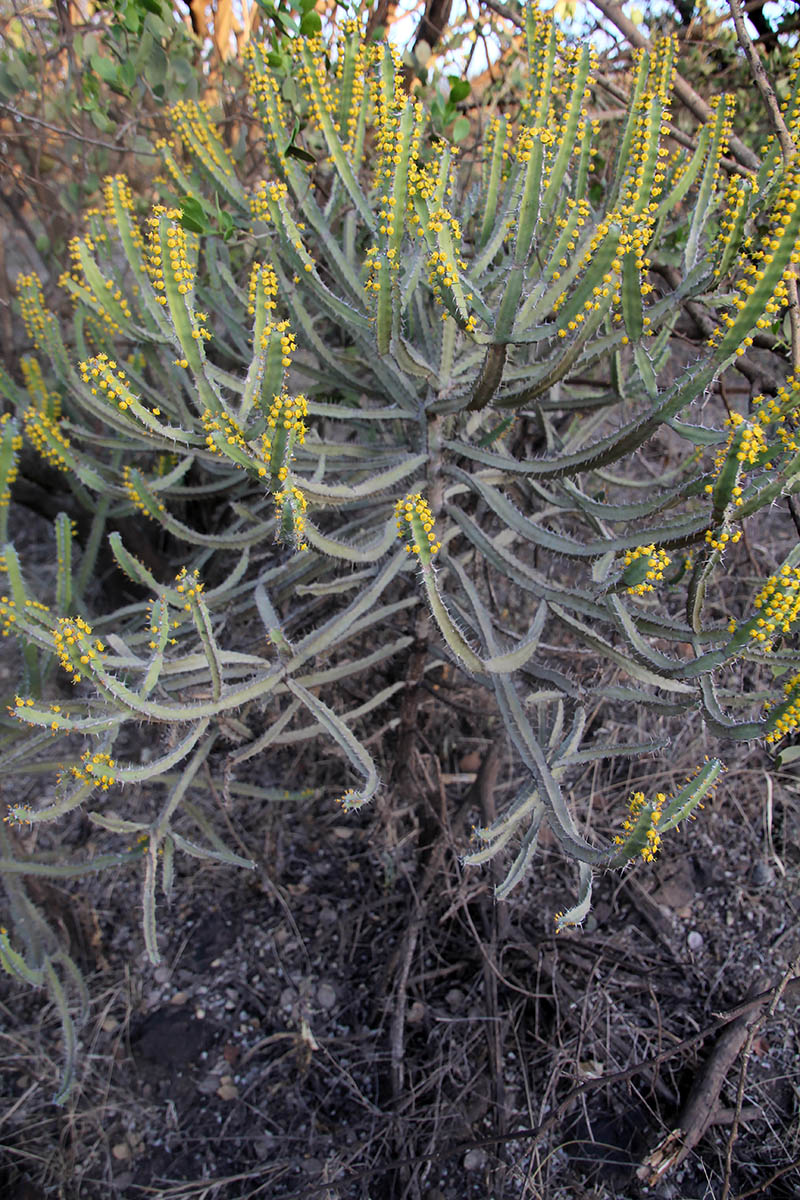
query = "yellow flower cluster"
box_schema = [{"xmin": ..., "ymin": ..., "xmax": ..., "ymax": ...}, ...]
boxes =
[
  {"xmin": 622, "ymin": 544, "xmax": 671, "ymax": 595},
  {"xmin": 549, "ymin": 198, "xmax": 590, "ymax": 285},
  {"xmin": 615, "ymin": 790, "xmax": 665, "ymax": 862},
  {"xmin": 57, "ymin": 233, "xmax": 132, "ymax": 334},
  {"xmin": 79, "ymin": 353, "xmax": 147, "ymax": 415},
  {"xmin": 64, "ymin": 750, "xmax": 117, "ymax": 791},
  {"xmin": 363, "ymin": 245, "xmax": 390, "ymax": 293},
  {"xmin": 749, "ymin": 563, "xmax": 800, "ymax": 649},
  {"xmin": 52, "ymin": 615, "xmax": 105, "ymax": 682},
  {"xmin": 0, "ymin": 593, "xmax": 16, "ymax": 638},
  {"xmin": 709, "ymin": 159, "xmax": 800, "ymax": 355},
  {"xmin": 0, "ymin": 595, "xmax": 50, "ymax": 639},
  {"xmin": 102, "ymin": 173, "xmax": 137, "ymax": 228},
  {"xmin": 554, "ymin": 217, "xmax": 622, "ymax": 329},
  {"xmin": 123, "ymin": 466, "xmax": 164, "ymax": 520},
  {"xmin": 250, "ymin": 178, "xmax": 287, "ymax": 223},
  {"xmin": 752, "ymin": 382, "xmax": 800, "ymax": 456},
  {"xmin": 22, "ymin": 408, "xmax": 71, "ymax": 473},
  {"xmin": 170, "ymin": 99, "xmax": 235, "ymax": 181},
  {"xmin": 145, "ymin": 205, "xmax": 196, "ymax": 304},
  {"xmin": 263, "ymin": 321, "xmax": 296, "ymax": 366},
  {"xmin": 244, "ymin": 44, "xmax": 286, "ymax": 154},
  {"xmin": 704, "ymin": 412, "xmax": 769, "ymax": 510},
  {"xmin": 274, "ymin": 484, "xmax": 308, "ymax": 551},
  {"xmin": 3, "ymin": 803, "xmax": 33, "ymax": 826},
  {"xmin": 371, "ymin": 42, "xmax": 409, "ymax": 186},
  {"xmin": 395, "ymin": 493, "xmax": 441, "ymax": 559},
  {"xmin": 247, "ymin": 261, "xmax": 279, "ymax": 318},
  {"xmin": 266, "ymin": 391, "xmax": 307, "ymax": 441},
  {"xmin": 705, "ymin": 526, "xmax": 743, "ymax": 552},
  {"xmin": 765, "ymin": 671, "xmax": 800, "ymax": 744},
  {"xmin": 298, "ymin": 32, "xmax": 340, "ymax": 143},
  {"xmin": 202, "ymin": 409, "xmax": 248, "ymax": 455},
  {"xmin": 175, "ymin": 566, "xmax": 204, "ymax": 612},
  {"xmin": 734, "ymin": 414, "xmax": 767, "ymax": 465},
  {"xmin": 260, "ymin": 388, "xmax": 307, "ymax": 481},
  {"xmin": 16, "ymin": 273, "xmax": 57, "ymax": 353},
  {"xmin": 337, "ymin": 20, "xmax": 369, "ymax": 153},
  {"xmin": 145, "ymin": 596, "xmax": 179, "ymax": 649},
  {"xmin": 20, "ymin": 356, "xmax": 59, "ymax": 422},
  {"xmin": 0, "ymin": 414, "xmax": 22, "ymax": 510},
  {"xmin": 714, "ymin": 173, "xmax": 751, "ymax": 279}
]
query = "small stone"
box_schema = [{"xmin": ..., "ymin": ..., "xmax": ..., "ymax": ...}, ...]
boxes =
[
  {"xmin": 317, "ymin": 983, "xmax": 336, "ymax": 1010},
  {"xmin": 217, "ymin": 1083, "xmax": 239, "ymax": 1101},
  {"xmin": 170, "ymin": 991, "xmax": 189, "ymax": 1006},
  {"xmin": 112, "ymin": 1142, "xmax": 131, "ymax": 1161},
  {"xmin": 280, "ymin": 987, "xmax": 295, "ymax": 1012},
  {"xmin": 445, "ymin": 988, "xmax": 465, "ymax": 1012},
  {"xmin": 195, "ymin": 1008, "xmax": 206, "ymax": 1020},
  {"xmin": 687, "ymin": 930, "xmax": 703, "ymax": 951},
  {"xmin": 750, "ymin": 861, "xmax": 775, "ymax": 887},
  {"xmin": 101, "ymin": 1016, "xmax": 119, "ymax": 1034},
  {"xmin": 154, "ymin": 965, "xmax": 171, "ymax": 984},
  {"xmin": 196, "ymin": 1075, "xmax": 220, "ymax": 1095},
  {"xmin": 464, "ymin": 1148, "xmax": 486, "ymax": 1171},
  {"xmin": 407, "ymin": 1000, "xmax": 426, "ymax": 1025}
]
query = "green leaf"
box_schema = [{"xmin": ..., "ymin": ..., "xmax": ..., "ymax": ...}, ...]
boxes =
[
  {"xmin": 448, "ymin": 77, "xmax": 470, "ymax": 103},
  {"xmin": 300, "ymin": 10, "xmax": 322, "ymax": 36},
  {"xmin": 146, "ymin": 42, "xmax": 168, "ymax": 88},
  {"xmin": 90, "ymin": 52, "xmax": 118, "ymax": 85},
  {"xmin": 179, "ymin": 195, "xmax": 210, "ymax": 234},
  {"xmin": 452, "ymin": 116, "xmax": 470, "ymax": 144}
]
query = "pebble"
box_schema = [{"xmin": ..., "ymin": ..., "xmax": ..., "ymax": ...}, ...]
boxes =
[
  {"xmin": 154, "ymin": 965, "xmax": 171, "ymax": 984},
  {"xmin": 112, "ymin": 1142, "xmax": 131, "ymax": 1161},
  {"xmin": 217, "ymin": 1083, "xmax": 239, "ymax": 1101},
  {"xmin": 750, "ymin": 861, "xmax": 775, "ymax": 887},
  {"xmin": 407, "ymin": 1000, "xmax": 426, "ymax": 1025},
  {"xmin": 687, "ymin": 930, "xmax": 703, "ymax": 951},
  {"xmin": 317, "ymin": 983, "xmax": 337, "ymax": 1010},
  {"xmin": 445, "ymin": 988, "xmax": 465, "ymax": 1012},
  {"xmin": 464, "ymin": 1148, "xmax": 486, "ymax": 1171},
  {"xmin": 196, "ymin": 1076, "xmax": 220, "ymax": 1095},
  {"xmin": 170, "ymin": 991, "xmax": 189, "ymax": 1006}
]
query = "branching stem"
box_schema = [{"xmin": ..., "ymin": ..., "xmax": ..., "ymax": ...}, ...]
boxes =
[{"xmin": 729, "ymin": 0, "xmax": 800, "ymax": 371}]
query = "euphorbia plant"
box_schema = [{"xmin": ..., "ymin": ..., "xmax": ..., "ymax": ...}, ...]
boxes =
[{"xmin": 2, "ymin": 4, "xmax": 800, "ymax": 1100}]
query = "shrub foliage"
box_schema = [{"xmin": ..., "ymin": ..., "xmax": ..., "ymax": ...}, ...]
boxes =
[{"xmin": 3, "ymin": 4, "xmax": 800, "ymax": 1100}]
